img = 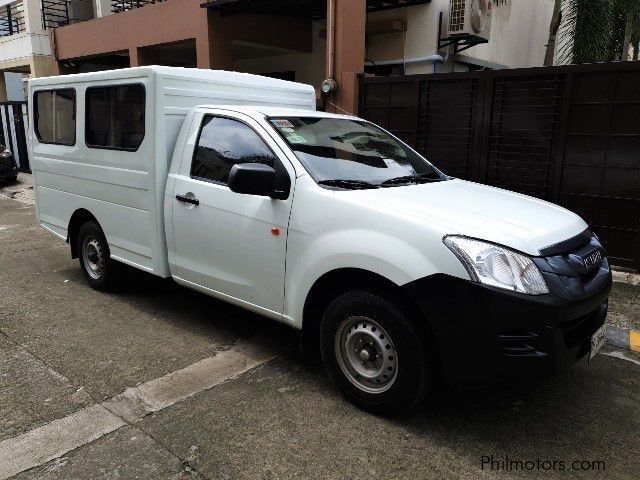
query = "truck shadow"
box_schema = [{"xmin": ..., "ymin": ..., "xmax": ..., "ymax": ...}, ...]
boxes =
[
  {"xmin": 395, "ymin": 357, "xmax": 639, "ymax": 471},
  {"xmin": 57, "ymin": 263, "xmax": 640, "ymax": 475},
  {"xmin": 60, "ymin": 262, "xmax": 639, "ymax": 468},
  {"xmin": 105, "ymin": 263, "xmax": 299, "ymax": 347}
]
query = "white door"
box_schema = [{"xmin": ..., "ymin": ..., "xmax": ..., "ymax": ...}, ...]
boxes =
[{"xmin": 171, "ymin": 112, "xmax": 294, "ymax": 315}]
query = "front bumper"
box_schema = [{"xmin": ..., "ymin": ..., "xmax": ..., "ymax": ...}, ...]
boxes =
[{"xmin": 403, "ymin": 262, "xmax": 612, "ymax": 388}]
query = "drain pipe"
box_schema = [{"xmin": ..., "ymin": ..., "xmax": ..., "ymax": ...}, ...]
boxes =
[
  {"xmin": 366, "ymin": 55, "xmax": 445, "ymax": 73},
  {"xmin": 322, "ymin": 0, "xmax": 338, "ymax": 96}
]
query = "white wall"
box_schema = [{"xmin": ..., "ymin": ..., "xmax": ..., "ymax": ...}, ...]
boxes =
[
  {"xmin": 0, "ymin": 32, "xmax": 51, "ymax": 63},
  {"xmin": 367, "ymin": 0, "xmax": 555, "ymax": 74}
]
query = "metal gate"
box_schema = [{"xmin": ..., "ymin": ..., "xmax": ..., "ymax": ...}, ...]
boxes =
[
  {"xmin": 359, "ymin": 62, "xmax": 640, "ymax": 270},
  {"xmin": 0, "ymin": 101, "xmax": 29, "ymax": 173}
]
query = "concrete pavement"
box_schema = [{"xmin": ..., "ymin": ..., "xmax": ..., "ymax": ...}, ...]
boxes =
[{"xmin": 1, "ymin": 191, "xmax": 640, "ymax": 479}]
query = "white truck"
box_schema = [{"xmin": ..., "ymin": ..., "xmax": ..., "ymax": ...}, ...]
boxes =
[{"xmin": 29, "ymin": 67, "xmax": 611, "ymax": 414}]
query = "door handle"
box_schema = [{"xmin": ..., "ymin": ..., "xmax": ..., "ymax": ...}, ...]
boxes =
[{"xmin": 176, "ymin": 194, "xmax": 200, "ymax": 206}]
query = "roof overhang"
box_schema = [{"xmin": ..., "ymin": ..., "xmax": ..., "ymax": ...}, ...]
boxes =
[{"xmin": 201, "ymin": 0, "xmax": 432, "ymax": 20}]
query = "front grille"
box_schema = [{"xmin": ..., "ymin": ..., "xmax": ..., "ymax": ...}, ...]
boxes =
[
  {"xmin": 579, "ymin": 267, "xmax": 599, "ymax": 284},
  {"xmin": 560, "ymin": 305, "xmax": 605, "ymax": 348},
  {"xmin": 535, "ymin": 231, "xmax": 610, "ymax": 301},
  {"xmin": 498, "ymin": 330, "xmax": 545, "ymax": 357}
]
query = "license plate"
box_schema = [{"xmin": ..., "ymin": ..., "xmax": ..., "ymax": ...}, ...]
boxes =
[{"xmin": 590, "ymin": 325, "xmax": 607, "ymax": 360}]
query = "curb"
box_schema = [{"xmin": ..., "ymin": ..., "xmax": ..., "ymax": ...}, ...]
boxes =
[
  {"xmin": 606, "ymin": 325, "xmax": 640, "ymax": 353},
  {"xmin": 612, "ymin": 270, "xmax": 640, "ymax": 286}
]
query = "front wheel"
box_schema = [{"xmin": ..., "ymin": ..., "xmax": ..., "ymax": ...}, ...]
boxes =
[
  {"xmin": 320, "ymin": 290, "xmax": 432, "ymax": 415},
  {"xmin": 77, "ymin": 221, "xmax": 121, "ymax": 291}
]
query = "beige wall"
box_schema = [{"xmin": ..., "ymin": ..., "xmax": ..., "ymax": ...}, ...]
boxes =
[
  {"xmin": 366, "ymin": 9, "xmax": 407, "ymax": 62},
  {"xmin": 233, "ymin": 21, "xmax": 327, "ymax": 93}
]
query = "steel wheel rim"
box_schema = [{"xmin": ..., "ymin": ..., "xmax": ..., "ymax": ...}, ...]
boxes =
[
  {"xmin": 82, "ymin": 236, "xmax": 104, "ymax": 280},
  {"xmin": 335, "ymin": 316, "xmax": 398, "ymax": 394}
]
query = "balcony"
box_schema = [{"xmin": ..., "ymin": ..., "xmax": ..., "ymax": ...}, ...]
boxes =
[
  {"xmin": 0, "ymin": 2, "xmax": 25, "ymax": 37},
  {"xmin": 0, "ymin": 0, "xmax": 51, "ymax": 72},
  {"xmin": 111, "ymin": 0, "xmax": 165, "ymax": 14},
  {"xmin": 39, "ymin": 0, "xmax": 167, "ymax": 31},
  {"xmin": 42, "ymin": 0, "xmax": 95, "ymax": 29}
]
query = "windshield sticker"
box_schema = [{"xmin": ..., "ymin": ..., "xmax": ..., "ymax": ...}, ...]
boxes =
[
  {"xmin": 285, "ymin": 133, "xmax": 306, "ymax": 144},
  {"xmin": 271, "ymin": 119, "xmax": 294, "ymax": 129},
  {"xmin": 282, "ymin": 128, "xmax": 295, "ymax": 133}
]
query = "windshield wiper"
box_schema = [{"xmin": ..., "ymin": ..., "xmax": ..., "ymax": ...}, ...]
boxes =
[
  {"xmin": 381, "ymin": 173, "xmax": 444, "ymax": 187},
  {"xmin": 318, "ymin": 179, "xmax": 379, "ymax": 190}
]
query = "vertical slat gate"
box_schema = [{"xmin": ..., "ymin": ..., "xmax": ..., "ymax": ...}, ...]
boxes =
[
  {"xmin": 360, "ymin": 78, "xmax": 420, "ymax": 148},
  {"xmin": 485, "ymin": 74, "xmax": 564, "ymax": 199},
  {"xmin": 0, "ymin": 101, "xmax": 30, "ymax": 173},
  {"xmin": 417, "ymin": 75, "xmax": 481, "ymax": 180},
  {"xmin": 558, "ymin": 70, "xmax": 640, "ymax": 269}
]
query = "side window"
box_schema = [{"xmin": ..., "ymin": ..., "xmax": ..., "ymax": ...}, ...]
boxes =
[
  {"xmin": 191, "ymin": 116, "xmax": 277, "ymax": 184},
  {"xmin": 34, "ymin": 89, "xmax": 76, "ymax": 145},
  {"xmin": 86, "ymin": 84, "xmax": 145, "ymax": 151}
]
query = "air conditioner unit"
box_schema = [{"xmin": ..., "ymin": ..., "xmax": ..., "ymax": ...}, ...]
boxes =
[{"xmin": 448, "ymin": 0, "xmax": 492, "ymax": 41}]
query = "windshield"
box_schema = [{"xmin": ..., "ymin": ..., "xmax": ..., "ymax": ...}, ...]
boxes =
[{"xmin": 268, "ymin": 117, "xmax": 445, "ymax": 188}]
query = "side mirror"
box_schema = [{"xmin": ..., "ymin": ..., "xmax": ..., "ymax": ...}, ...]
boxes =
[{"xmin": 228, "ymin": 163, "xmax": 277, "ymax": 197}]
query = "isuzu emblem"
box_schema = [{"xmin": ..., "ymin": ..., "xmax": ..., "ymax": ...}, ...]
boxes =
[{"xmin": 583, "ymin": 250, "xmax": 602, "ymax": 269}]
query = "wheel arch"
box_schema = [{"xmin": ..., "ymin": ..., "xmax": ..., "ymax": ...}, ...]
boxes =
[
  {"xmin": 67, "ymin": 209, "xmax": 101, "ymax": 259},
  {"xmin": 300, "ymin": 268, "xmax": 431, "ymax": 361}
]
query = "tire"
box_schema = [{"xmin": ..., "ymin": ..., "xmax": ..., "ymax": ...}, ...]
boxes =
[
  {"xmin": 320, "ymin": 290, "xmax": 431, "ymax": 415},
  {"xmin": 77, "ymin": 221, "xmax": 121, "ymax": 291}
]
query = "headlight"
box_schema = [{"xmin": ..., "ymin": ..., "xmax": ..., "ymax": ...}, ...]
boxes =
[{"xmin": 443, "ymin": 236, "xmax": 549, "ymax": 295}]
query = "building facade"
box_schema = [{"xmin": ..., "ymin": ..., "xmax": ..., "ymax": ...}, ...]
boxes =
[
  {"xmin": 1, "ymin": 0, "xmax": 555, "ymax": 111},
  {"xmin": 0, "ymin": 0, "xmax": 95, "ymax": 99}
]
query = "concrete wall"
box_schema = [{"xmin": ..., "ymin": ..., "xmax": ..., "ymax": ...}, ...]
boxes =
[
  {"xmin": 54, "ymin": 0, "xmax": 311, "ymax": 74},
  {"xmin": 5, "ymin": 72, "xmax": 24, "ymax": 100}
]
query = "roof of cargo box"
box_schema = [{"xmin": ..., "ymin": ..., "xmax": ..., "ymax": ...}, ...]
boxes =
[{"xmin": 29, "ymin": 66, "xmax": 316, "ymax": 108}]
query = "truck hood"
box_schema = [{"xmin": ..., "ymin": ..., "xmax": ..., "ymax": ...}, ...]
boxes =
[{"xmin": 341, "ymin": 179, "xmax": 588, "ymax": 256}]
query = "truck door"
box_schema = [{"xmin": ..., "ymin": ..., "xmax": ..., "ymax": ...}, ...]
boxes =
[{"xmin": 170, "ymin": 111, "xmax": 295, "ymax": 316}]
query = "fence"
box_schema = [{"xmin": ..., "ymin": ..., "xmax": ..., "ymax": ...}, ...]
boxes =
[
  {"xmin": 0, "ymin": 101, "xmax": 29, "ymax": 173},
  {"xmin": 359, "ymin": 62, "xmax": 640, "ymax": 271}
]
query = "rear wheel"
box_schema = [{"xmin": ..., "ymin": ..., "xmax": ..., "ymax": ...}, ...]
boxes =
[
  {"xmin": 77, "ymin": 221, "xmax": 120, "ymax": 291},
  {"xmin": 320, "ymin": 290, "xmax": 431, "ymax": 415}
]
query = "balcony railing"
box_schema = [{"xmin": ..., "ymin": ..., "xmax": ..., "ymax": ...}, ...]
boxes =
[
  {"xmin": 0, "ymin": 2, "xmax": 25, "ymax": 37},
  {"xmin": 42, "ymin": 0, "xmax": 95, "ymax": 30},
  {"xmin": 112, "ymin": 0, "xmax": 165, "ymax": 14}
]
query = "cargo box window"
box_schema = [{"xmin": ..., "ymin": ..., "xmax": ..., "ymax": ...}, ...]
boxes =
[
  {"xmin": 34, "ymin": 89, "xmax": 76, "ymax": 145},
  {"xmin": 86, "ymin": 84, "xmax": 145, "ymax": 151},
  {"xmin": 191, "ymin": 116, "xmax": 276, "ymax": 185}
]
